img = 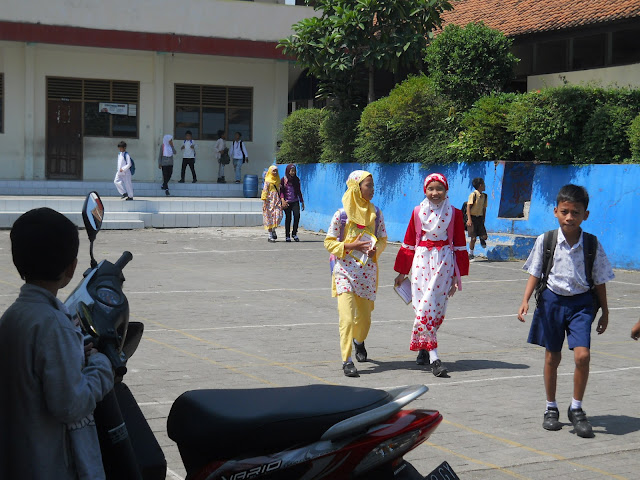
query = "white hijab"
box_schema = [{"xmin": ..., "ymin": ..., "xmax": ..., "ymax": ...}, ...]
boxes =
[
  {"xmin": 162, "ymin": 135, "xmax": 173, "ymax": 157},
  {"xmin": 419, "ymin": 196, "xmax": 452, "ymax": 241}
]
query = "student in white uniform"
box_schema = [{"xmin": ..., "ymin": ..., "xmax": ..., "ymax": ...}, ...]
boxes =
[
  {"xmin": 179, "ymin": 130, "xmax": 197, "ymax": 183},
  {"xmin": 114, "ymin": 141, "xmax": 133, "ymax": 200},
  {"xmin": 230, "ymin": 131, "xmax": 249, "ymax": 183}
]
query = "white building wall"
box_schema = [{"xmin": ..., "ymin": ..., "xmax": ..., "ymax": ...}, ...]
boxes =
[
  {"xmin": 0, "ymin": 42, "xmax": 288, "ymax": 183},
  {"xmin": 528, "ymin": 63, "xmax": 640, "ymax": 91},
  {"xmin": 1, "ymin": 0, "xmax": 313, "ymax": 43}
]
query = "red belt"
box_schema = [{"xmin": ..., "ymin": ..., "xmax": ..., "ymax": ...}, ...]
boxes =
[{"xmin": 418, "ymin": 240, "xmax": 448, "ymax": 250}]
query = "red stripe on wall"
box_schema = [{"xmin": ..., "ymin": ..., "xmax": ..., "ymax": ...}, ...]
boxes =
[{"xmin": 0, "ymin": 21, "xmax": 289, "ymax": 60}]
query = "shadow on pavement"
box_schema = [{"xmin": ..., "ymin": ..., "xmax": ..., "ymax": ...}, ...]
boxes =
[
  {"xmin": 588, "ymin": 415, "xmax": 640, "ymax": 436},
  {"xmin": 358, "ymin": 358, "xmax": 529, "ymax": 376}
]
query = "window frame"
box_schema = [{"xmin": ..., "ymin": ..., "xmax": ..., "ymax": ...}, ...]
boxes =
[
  {"xmin": 46, "ymin": 77, "xmax": 140, "ymax": 139},
  {"xmin": 0, "ymin": 73, "xmax": 4, "ymax": 134},
  {"xmin": 174, "ymin": 83, "xmax": 253, "ymax": 141}
]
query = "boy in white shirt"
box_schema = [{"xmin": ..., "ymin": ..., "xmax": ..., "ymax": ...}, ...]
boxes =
[
  {"xmin": 230, "ymin": 131, "xmax": 249, "ymax": 184},
  {"xmin": 179, "ymin": 130, "xmax": 197, "ymax": 183},
  {"xmin": 114, "ymin": 141, "xmax": 134, "ymax": 200},
  {"xmin": 518, "ymin": 184, "xmax": 614, "ymax": 438}
]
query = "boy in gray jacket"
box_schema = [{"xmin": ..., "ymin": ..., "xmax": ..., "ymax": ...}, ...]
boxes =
[{"xmin": 0, "ymin": 208, "xmax": 114, "ymax": 479}]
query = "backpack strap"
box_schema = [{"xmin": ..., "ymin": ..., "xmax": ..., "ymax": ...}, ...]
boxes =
[
  {"xmin": 535, "ymin": 229, "xmax": 558, "ymax": 303},
  {"xmin": 583, "ymin": 232, "xmax": 598, "ymax": 288}
]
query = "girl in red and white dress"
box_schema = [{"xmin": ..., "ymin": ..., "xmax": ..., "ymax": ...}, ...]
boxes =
[{"xmin": 393, "ymin": 173, "xmax": 469, "ymax": 377}]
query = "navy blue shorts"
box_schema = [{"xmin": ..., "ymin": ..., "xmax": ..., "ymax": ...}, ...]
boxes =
[{"xmin": 528, "ymin": 288, "xmax": 595, "ymax": 352}]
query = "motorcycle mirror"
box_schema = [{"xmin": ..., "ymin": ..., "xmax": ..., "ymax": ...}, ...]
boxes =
[{"xmin": 82, "ymin": 191, "xmax": 104, "ymax": 268}]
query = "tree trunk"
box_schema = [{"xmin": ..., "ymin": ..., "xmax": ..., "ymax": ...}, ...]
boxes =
[{"xmin": 368, "ymin": 65, "xmax": 375, "ymax": 104}]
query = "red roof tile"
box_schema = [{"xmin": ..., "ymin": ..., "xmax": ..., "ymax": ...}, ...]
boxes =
[{"xmin": 441, "ymin": 0, "xmax": 640, "ymax": 37}]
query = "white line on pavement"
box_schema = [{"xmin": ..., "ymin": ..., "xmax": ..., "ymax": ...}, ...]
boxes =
[{"xmin": 155, "ymin": 248, "xmax": 319, "ymax": 255}]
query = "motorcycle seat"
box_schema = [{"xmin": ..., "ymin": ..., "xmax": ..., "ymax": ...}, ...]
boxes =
[{"xmin": 167, "ymin": 384, "xmax": 391, "ymax": 470}]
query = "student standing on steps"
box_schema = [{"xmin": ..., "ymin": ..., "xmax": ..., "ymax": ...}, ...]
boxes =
[
  {"xmin": 179, "ymin": 130, "xmax": 197, "ymax": 183},
  {"xmin": 230, "ymin": 132, "xmax": 248, "ymax": 184}
]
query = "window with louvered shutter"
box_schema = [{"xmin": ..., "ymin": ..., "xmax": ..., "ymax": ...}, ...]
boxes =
[
  {"xmin": 175, "ymin": 84, "xmax": 253, "ymax": 140},
  {"xmin": 46, "ymin": 77, "xmax": 139, "ymax": 138}
]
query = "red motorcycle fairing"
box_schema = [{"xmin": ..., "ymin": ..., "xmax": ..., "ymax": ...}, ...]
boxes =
[{"xmin": 190, "ymin": 409, "xmax": 442, "ymax": 480}]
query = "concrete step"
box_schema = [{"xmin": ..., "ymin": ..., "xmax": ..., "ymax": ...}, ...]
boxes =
[
  {"xmin": 0, "ymin": 179, "xmax": 252, "ymax": 198},
  {"xmin": 470, "ymin": 233, "xmax": 536, "ymax": 261},
  {"xmin": 103, "ymin": 220, "xmax": 146, "ymax": 230}
]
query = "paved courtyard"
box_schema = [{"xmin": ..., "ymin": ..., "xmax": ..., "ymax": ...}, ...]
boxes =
[{"xmin": 1, "ymin": 226, "xmax": 639, "ymax": 479}]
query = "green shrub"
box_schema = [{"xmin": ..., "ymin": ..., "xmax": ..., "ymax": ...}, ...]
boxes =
[
  {"xmin": 320, "ymin": 109, "xmax": 361, "ymax": 163},
  {"xmin": 449, "ymin": 93, "xmax": 519, "ymax": 161},
  {"xmin": 629, "ymin": 114, "xmax": 640, "ymax": 162},
  {"xmin": 278, "ymin": 108, "xmax": 327, "ymax": 164},
  {"xmin": 354, "ymin": 75, "xmax": 457, "ymax": 165},
  {"xmin": 577, "ymin": 104, "xmax": 635, "ymax": 163},
  {"xmin": 425, "ymin": 22, "xmax": 517, "ymax": 109}
]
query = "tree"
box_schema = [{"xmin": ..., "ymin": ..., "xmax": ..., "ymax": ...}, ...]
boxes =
[
  {"xmin": 279, "ymin": 0, "xmax": 453, "ymax": 109},
  {"xmin": 425, "ymin": 22, "xmax": 518, "ymax": 109}
]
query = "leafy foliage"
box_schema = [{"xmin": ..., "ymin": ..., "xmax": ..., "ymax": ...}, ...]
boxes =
[
  {"xmin": 278, "ymin": 108, "xmax": 327, "ymax": 165},
  {"xmin": 425, "ymin": 22, "xmax": 518, "ymax": 109},
  {"xmin": 278, "ymin": 0, "xmax": 453, "ymax": 108},
  {"xmin": 449, "ymin": 93, "xmax": 519, "ymax": 161},
  {"xmin": 578, "ymin": 104, "xmax": 635, "ymax": 163},
  {"xmin": 354, "ymin": 75, "xmax": 457, "ymax": 165},
  {"xmin": 628, "ymin": 114, "xmax": 640, "ymax": 162},
  {"xmin": 320, "ymin": 109, "xmax": 361, "ymax": 163}
]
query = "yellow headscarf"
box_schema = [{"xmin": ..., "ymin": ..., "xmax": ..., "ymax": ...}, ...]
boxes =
[
  {"xmin": 264, "ymin": 165, "xmax": 281, "ymax": 190},
  {"xmin": 341, "ymin": 170, "xmax": 376, "ymax": 227}
]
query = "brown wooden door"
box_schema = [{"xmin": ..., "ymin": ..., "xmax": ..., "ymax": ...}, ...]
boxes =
[{"xmin": 46, "ymin": 100, "xmax": 83, "ymax": 179}]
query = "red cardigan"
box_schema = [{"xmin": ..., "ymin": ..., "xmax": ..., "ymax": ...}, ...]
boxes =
[{"xmin": 394, "ymin": 206, "xmax": 470, "ymax": 279}]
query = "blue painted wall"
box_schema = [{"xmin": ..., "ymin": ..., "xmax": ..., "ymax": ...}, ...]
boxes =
[{"xmin": 278, "ymin": 162, "xmax": 640, "ymax": 270}]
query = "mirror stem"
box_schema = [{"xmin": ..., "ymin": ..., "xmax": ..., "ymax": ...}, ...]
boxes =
[{"xmin": 89, "ymin": 240, "xmax": 97, "ymax": 268}]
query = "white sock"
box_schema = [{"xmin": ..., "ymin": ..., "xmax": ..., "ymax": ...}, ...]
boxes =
[
  {"xmin": 546, "ymin": 401, "xmax": 558, "ymax": 411},
  {"xmin": 470, "ymin": 249, "xmax": 474, "ymax": 254},
  {"xmin": 343, "ymin": 356, "xmax": 353, "ymax": 364},
  {"xmin": 571, "ymin": 398, "xmax": 582, "ymax": 410},
  {"xmin": 428, "ymin": 349, "xmax": 439, "ymax": 362},
  {"xmin": 354, "ymin": 339, "xmax": 362, "ymax": 345}
]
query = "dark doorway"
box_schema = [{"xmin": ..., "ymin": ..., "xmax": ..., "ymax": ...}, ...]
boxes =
[{"xmin": 46, "ymin": 100, "xmax": 82, "ymax": 179}]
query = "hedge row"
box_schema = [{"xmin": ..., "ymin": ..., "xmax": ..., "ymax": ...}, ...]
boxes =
[{"xmin": 279, "ymin": 78, "xmax": 640, "ymax": 165}]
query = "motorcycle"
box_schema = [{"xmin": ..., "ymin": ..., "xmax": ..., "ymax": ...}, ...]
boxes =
[{"xmin": 64, "ymin": 191, "xmax": 459, "ymax": 480}]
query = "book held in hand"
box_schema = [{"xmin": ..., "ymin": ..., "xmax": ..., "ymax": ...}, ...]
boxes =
[{"xmin": 394, "ymin": 277, "xmax": 412, "ymax": 305}]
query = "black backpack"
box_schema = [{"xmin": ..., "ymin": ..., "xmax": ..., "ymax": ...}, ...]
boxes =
[
  {"xmin": 461, "ymin": 202, "xmax": 468, "ymax": 230},
  {"xmin": 534, "ymin": 229, "xmax": 600, "ymax": 317}
]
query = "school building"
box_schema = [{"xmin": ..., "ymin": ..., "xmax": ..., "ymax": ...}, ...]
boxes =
[{"xmin": 0, "ymin": 0, "xmax": 314, "ymax": 184}]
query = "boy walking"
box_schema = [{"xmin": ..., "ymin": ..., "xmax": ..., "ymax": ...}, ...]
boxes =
[
  {"xmin": 0, "ymin": 208, "xmax": 114, "ymax": 479},
  {"xmin": 114, "ymin": 140, "xmax": 134, "ymax": 200},
  {"xmin": 517, "ymin": 184, "xmax": 614, "ymax": 438},
  {"xmin": 466, "ymin": 177, "xmax": 488, "ymax": 259},
  {"xmin": 179, "ymin": 130, "xmax": 197, "ymax": 183}
]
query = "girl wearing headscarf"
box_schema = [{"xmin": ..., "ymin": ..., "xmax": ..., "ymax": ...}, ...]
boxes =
[
  {"xmin": 324, "ymin": 170, "xmax": 387, "ymax": 377},
  {"xmin": 261, "ymin": 165, "xmax": 284, "ymax": 242},
  {"xmin": 158, "ymin": 134, "xmax": 176, "ymax": 196},
  {"xmin": 393, "ymin": 173, "xmax": 469, "ymax": 377},
  {"xmin": 280, "ymin": 164, "xmax": 305, "ymax": 242}
]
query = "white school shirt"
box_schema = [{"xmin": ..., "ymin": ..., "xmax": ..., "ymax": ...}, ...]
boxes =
[
  {"xmin": 523, "ymin": 228, "xmax": 614, "ymax": 296},
  {"xmin": 215, "ymin": 138, "xmax": 226, "ymax": 160},
  {"xmin": 182, "ymin": 140, "xmax": 196, "ymax": 158},
  {"xmin": 116, "ymin": 152, "xmax": 132, "ymax": 174},
  {"xmin": 230, "ymin": 140, "xmax": 248, "ymax": 160}
]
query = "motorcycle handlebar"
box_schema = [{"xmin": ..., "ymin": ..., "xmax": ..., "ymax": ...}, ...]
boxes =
[
  {"xmin": 102, "ymin": 341, "xmax": 127, "ymax": 377},
  {"xmin": 114, "ymin": 251, "xmax": 133, "ymax": 272}
]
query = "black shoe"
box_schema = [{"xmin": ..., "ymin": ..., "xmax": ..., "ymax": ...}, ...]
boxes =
[
  {"xmin": 293, "ymin": 235, "xmax": 300, "ymax": 242},
  {"xmin": 480, "ymin": 238, "xmax": 487, "ymax": 248},
  {"xmin": 125, "ymin": 197, "xmax": 133, "ymax": 201},
  {"xmin": 161, "ymin": 185, "xmax": 167, "ymax": 190},
  {"xmin": 543, "ymin": 407, "xmax": 562, "ymax": 431},
  {"xmin": 286, "ymin": 237, "xmax": 291, "ymax": 242},
  {"xmin": 178, "ymin": 179, "xmax": 185, "ymax": 183},
  {"xmin": 568, "ymin": 407, "xmax": 594, "ymax": 438},
  {"xmin": 121, "ymin": 193, "xmax": 128, "ymax": 198},
  {"xmin": 431, "ymin": 359, "xmax": 447, "ymax": 377},
  {"xmin": 221, "ymin": 177, "xmax": 226, "ymax": 183},
  {"xmin": 353, "ymin": 340, "xmax": 367, "ymax": 362},
  {"xmin": 192, "ymin": 179, "xmax": 197, "ymax": 183},
  {"xmin": 343, "ymin": 362, "xmax": 359, "ymax": 377},
  {"xmin": 165, "ymin": 190, "xmax": 170, "ymax": 196},
  {"xmin": 416, "ymin": 350, "xmax": 428, "ymax": 365},
  {"xmin": 235, "ymin": 180, "xmax": 241, "ymax": 184},
  {"xmin": 272, "ymin": 231, "xmax": 277, "ymax": 240}
]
